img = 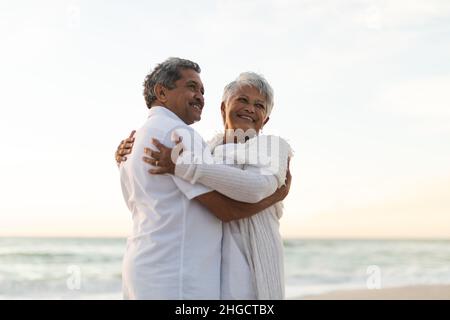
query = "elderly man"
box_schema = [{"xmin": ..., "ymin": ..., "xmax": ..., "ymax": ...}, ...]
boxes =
[{"xmin": 119, "ymin": 57, "xmax": 289, "ymax": 299}]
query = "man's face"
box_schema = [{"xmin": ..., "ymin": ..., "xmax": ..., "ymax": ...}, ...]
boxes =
[
  {"xmin": 222, "ymin": 85, "xmax": 268, "ymax": 133},
  {"xmin": 165, "ymin": 68, "xmax": 205, "ymax": 125}
]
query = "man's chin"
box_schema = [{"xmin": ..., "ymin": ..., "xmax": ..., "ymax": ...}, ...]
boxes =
[{"xmin": 189, "ymin": 116, "xmax": 201, "ymax": 124}]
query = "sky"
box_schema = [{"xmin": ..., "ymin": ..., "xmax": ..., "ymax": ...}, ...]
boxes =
[{"xmin": 0, "ymin": 0, "xmax": 449, "ymax": 239}]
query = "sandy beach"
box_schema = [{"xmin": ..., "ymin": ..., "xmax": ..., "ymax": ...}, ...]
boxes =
[{"xmin": 301, "ymin": 285, "xmax": 450, "ymax": 300}]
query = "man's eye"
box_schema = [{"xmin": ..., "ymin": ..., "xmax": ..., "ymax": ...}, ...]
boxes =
[
  {"xmin": 238, "ymin": 97, "xmax": 248, "ymax": 103},
  {"xmin": 256, "ymin": 104, "xmax": 265, "ymax": 109}
]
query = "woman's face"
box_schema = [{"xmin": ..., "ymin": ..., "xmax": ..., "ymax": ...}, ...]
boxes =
[{"xmin": 221, "ymin": 85, "xmax": 269, "ymax": 134}]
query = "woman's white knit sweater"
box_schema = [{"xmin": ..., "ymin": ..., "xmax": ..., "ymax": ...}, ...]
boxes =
[{"xmin": 174, "ymin": 133, "xmax": 292, "ymax": 299}]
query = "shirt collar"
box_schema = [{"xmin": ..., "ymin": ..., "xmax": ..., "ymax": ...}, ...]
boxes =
[{"xmin": 148, "ymin": 106, "xmax": 184, "ymax": 123}]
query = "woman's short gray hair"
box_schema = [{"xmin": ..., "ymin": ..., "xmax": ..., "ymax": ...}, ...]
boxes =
[
  {"xmin": 222, "ymin": 72, "xmax": 274, "ymax": 117},
  {"xmin": 143, "ymin": 57, "xmax": 201, "ymax": 108}
]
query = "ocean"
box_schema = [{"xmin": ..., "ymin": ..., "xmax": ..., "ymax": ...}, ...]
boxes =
[{"xmin": 1, "ymin": 237, "xmax": 449, "ymax": 299}]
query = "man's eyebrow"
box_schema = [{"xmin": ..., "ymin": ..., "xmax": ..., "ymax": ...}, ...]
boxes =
[
  {"xmin": 186, "ymin": 80, "xmax": 200, "ymax": 86},
  {"xmin": 186, "ymin": 80, "xmax": 205, "ymax": 93}
]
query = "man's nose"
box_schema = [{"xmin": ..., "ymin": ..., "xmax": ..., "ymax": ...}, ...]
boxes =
[{"xmin": 194, "ymin": 92, "xmax": 204, "ymax": 106}]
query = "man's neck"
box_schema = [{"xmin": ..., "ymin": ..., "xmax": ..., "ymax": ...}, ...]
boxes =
[{"xmin": 151, "ymin": 102, "xmax": 189, "ymax": 125}]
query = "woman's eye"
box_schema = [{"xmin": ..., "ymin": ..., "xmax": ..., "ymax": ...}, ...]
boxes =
[
  {"xmin": 256, "ymin": 104, "xmax": 265, "ymax": 109},
  {"xmin": 238, "ymin": 97, "xmax": 248, "ymax": 103}
]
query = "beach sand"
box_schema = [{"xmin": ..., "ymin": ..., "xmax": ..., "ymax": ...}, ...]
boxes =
[{"xmin": 300, "ymin": 285, "xmax": 450, "ymax": 300}]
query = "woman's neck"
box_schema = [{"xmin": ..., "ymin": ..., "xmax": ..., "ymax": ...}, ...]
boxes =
[{"xmin": 223, "ymin": 128, "xmax": 258, "ymax": 144}]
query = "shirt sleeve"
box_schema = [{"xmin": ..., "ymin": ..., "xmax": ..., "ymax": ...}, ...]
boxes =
[
  {"xmin": 172, "ymin": 175, "xmax": 212, "ymax": 200},
  {"xmin": 169, "ymin": 126, "xmax": 213, "ymax": 199}
]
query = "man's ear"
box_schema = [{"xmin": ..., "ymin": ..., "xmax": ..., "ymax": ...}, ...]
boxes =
[
  {"xmin": 220, "ymin": 102, "xmax": 226, "ymax": 123},
  {"xmin": 263, "ymin": 116, "xmax": 270, "ymax": 126},
  {"xmin": 154, "ymin": 83, "xmax": 168, "ymax": 103}
]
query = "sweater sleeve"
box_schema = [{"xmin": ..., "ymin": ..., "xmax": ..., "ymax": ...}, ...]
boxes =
[{"xmin": 174, "ymin": 159, "xmax": 278, "ymax": 203}]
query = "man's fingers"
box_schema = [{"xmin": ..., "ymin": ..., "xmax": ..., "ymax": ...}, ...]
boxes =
[
  {"xmin": 285, "ymin": 157, "xmax": 292, "ymax": 182},
  {"xmin": 285, "ymin": 168, "xmax": 292, "ymax": 186},
  {"xmin": 129, "ymin": 130, "xmax": 136, "ymax": 138}
]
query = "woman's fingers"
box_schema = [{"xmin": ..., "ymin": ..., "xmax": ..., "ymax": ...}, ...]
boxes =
[
  {"xmin": 143, "ymin": 155, "xmax": 173, "ymax": 168},
  {"xmin": 119, "ymin": 131, "xmax": 135, "ymax": 150},
  {"xmin": 117, "ymin": 145, "xmax": 129, "ymax": 156},
  {"xmin": 116, "ymin": 154, "xmax": 127, "ymax": 164},
  {"xmin": 119, "ymin": 144, "xmax": 132, "ymax": 153},
  {"xmin": 117, "ymin": 138, "xmax": 134, "ymax": 156},
  {"xmin": 151, "ymin": 138, "xmax": 168, "ymax": 151},
  {"xmin": 144, "ymin": 147, "xmax": 161, "ymax": 160},
  {"xmin": 115, "ymin": 131, "xmax": 136, "ymax": 165},
  {"xmin": 148, "ymin": 167, "xmax": 171, "ymax": 175},
  {"xmin": 142, "ymin": 156, "xmax": 157, "ymax": 166}
]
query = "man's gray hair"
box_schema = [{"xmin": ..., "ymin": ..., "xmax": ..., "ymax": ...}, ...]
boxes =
[
  {"xmin": 222, "ymin": 72, "xmax": 274, "ymax": 117},
  {"xmin": 143, "ymin": 57, "xmax": 201, "ymax": 108}
]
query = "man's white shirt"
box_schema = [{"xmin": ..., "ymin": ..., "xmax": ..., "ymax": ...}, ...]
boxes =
[{"xmin": 119, "ymin": 106, "xmax": 222, "ymax": 299}]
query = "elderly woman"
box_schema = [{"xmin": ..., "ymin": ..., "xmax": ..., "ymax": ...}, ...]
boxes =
[{"xmin": 117, "ymin": 72, "xmax": 292, "ymax": 299}]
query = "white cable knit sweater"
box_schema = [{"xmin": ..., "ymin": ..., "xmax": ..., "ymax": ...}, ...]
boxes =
[{"xmin": 175, "ymin": 133, "xmax": 293, "ymax": 300}]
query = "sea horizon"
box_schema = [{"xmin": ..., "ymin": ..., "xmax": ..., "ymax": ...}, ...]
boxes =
[{"xmin": 1, "ymin": 237, "xmax": 449, "ymax": 299}]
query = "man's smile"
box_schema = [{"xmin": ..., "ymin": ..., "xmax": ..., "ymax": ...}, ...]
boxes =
[{"xmin": 189, "ymin": 102, "xmax": 203, "ymax": 112}]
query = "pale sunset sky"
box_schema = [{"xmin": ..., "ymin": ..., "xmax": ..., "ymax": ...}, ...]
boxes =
[{"xmin": 0, "ymin": 0, "xmax": 449, "ymax": 239}]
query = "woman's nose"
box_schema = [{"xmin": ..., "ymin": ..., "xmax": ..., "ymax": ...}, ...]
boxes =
[{"xmin": 244, "ymin": 104, "xmax": 255, "ymax": 113}]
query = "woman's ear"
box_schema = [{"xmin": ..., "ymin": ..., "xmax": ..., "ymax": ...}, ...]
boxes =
[
  {"xmin": 154, "ymin": 83, "xmax": 168, "ymax": 103},
  {"xmin": 220, "ymin": 101, "xmax": 226, "ymax": 123},
  {"xmin": 263, "ymin": 116, "xmax": 270, "ymax": 126}
]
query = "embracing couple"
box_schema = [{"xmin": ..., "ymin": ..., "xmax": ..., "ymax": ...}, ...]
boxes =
[{"xmin": 115, "ymin": 57, "xmax": 293, "ymax": 300}]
